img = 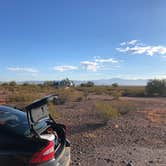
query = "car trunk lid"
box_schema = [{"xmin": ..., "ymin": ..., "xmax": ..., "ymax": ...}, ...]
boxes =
[{"xmin": 25, "ymin": 95, "xmax": 58, "ymax": 138}]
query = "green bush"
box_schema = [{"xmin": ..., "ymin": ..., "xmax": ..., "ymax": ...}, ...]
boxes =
[
  {"xmin": 95, "ymin": 102, "xmax": 120, "ymax": 121},
  {"xmin": 145, "ymin": 79, "xmax": 166, "ymax": 97},
  {"xmin": 8, "ymin": 92, "xmax": 42, "ymax": 103},
  {"xmin": 77, "ymin": 85, "xmax": 145, "ymax": 97},
  {"xmin": 95, "ymin": 100, "xmax": 136, "ymax": 121},
  {"xmin": 80, "ymin": 81, "xmax": 95, "ymax": 87},
  {"xmin": 110, "ymin": 100, "xmax": 136, "ymax": 115},
  {"xmin": 121, "ymin": 86, "xmax": 145, "ymax": 97},
  {"xmin": 112, "ymin": 83, "xmax": 119, "ymax": 87},
  {"xmin": 56, "ymin": 88, "xmax": 84, "ymax": 104}
]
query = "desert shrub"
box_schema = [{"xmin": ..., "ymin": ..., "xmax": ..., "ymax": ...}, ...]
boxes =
[
  {"xmin": 77, "ymin": 86, "xmax": 113, "ymax": 95},
  {"xmin": 95, "ymin": 101, "xmax": 120, "ymax": 121},
  {"xmin": 95, "ymin": 100, "xmax": 136, "ymax": 121},
  {"xmin": 80, "ymin": 81, "xmax": 95, "ymax": 87},
  {"xmin": 121, "ymin": 86, "xmax": 145, "ymax": 97},
  {"xmin": 1, "ymin": 83, "xmax": 57, "ymax": 106},
  {"xmin": 9, "ymin": 81, "xmax": 17, "ymax": 86},
  {"xmin": 112, "ymin": 83, "xmax": 119, "ymax": 87},
  {"xmin": 43, "ymin": 81, "xmax": 54, "ymax": 87},
  {"xmin": 8, "ymin": 92, "xmax": 42, "ymax": 103},
  {"xmin": 56, "ymin": 88, "xmax": 84, "ymax": 104},
  {"xmin": 145, "ymin": 79, "xmax": 166, "ymax": 97},
  {"xmin": 77, "ymin": 85, "xmax": 145, "ymax": 97},
  {"xmin": 1, "ymin": 82, "xmax": 9, "ymax": 86},
  {"xmin": 110, "ymin": 100, "xmax": 136, "ymax": 115},
  {"xmin": 111, "ymin": 90, "xmax": 122, "ymax": 100}
]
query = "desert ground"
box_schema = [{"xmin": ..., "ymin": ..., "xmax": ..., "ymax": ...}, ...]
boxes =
[
  {"xmin": 55, "ymin": 95, "xmax": 166, "ymax": 166},
  {"xmin": 0, "ymin": 85, "xmax": 166, "ymax": 166}
]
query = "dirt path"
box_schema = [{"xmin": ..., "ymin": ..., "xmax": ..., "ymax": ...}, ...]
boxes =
[{"xmin": 56, "ymin": 97, "xmax": 166, "ymax": 166}]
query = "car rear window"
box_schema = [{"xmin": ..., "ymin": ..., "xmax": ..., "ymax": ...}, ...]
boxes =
[{"xmin": 0, "ymin": 106, "xmax": 47, "ymax": 137}]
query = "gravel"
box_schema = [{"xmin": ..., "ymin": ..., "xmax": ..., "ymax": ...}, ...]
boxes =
[{"xmin": 56, "ymin": 96, "xmax": 166, "ymax": 166}]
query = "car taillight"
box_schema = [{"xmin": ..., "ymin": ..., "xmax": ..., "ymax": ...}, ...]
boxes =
[{"xmin": 29, "ymin": 141, "xmax": 54, "ymax": 164}]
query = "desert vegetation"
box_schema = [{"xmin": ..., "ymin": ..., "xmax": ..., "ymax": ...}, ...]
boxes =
[
  {"xmin": 94, "ymin": 100, "xmax": 136, "ymax": 121},
  {"xmin": 0, "ymin": 79, "xmax": 166, "ymax": 166},
  {"xmin": 0, "ymin": 79, "xmax": 166, "ymax": 106},
  {"xmin": 145, "ymin": 79, "xmax": 166, "ymax": 96},
  {"xmin": 95, "ymin": 101, "xmax": 120, "ymax": 120}
]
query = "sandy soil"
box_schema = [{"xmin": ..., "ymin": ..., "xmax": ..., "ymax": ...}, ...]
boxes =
[{"xmin": 55, "ymin": 96, "xmax": 166, "ymax": 166}]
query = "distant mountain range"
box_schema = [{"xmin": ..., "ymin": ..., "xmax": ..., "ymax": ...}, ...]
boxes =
[{"xmin": 15, "ymin": 78, "xmax": 148, "ymax": 86}]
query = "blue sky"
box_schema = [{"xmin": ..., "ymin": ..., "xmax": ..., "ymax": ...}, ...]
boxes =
[{"xmin": 0, "ymin": 0, "xmax": 166, "ymax": 81}]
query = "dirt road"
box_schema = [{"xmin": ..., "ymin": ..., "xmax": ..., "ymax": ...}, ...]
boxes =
[{"xmin": 56, "ymin": 96, "xmax": 166, "ymax": 166}]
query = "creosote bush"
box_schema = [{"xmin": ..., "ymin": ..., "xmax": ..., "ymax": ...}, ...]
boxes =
[
  {"xmin": 76, "ymin": 85, "xmax": 145, "ymax": 97},
  {"xmin": 56, "ymin": 88, "xmax": 84, "ymax": 104},
  {"xmin": 145, "ymin": 79, "xmax": 166, "ymax": 96},
  {"xmin": 94, "ymin": 100, "xmax": 136, "ymax": 121},
  {"xmin": 95, "ymin": 102, "xmax": 120, "ymax": 121}
]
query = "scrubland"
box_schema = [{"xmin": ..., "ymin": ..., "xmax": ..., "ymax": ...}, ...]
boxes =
[{"xmin": 0, "ymin": 84, "xmax": 165, "ymax": 166}]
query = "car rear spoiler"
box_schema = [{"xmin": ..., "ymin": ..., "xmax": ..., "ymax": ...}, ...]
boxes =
[{"xmin": 25, "ymin": 95, "xmax": 58, "ymax": 137}]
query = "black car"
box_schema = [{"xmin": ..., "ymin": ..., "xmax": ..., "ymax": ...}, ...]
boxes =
[{"xmin": 0, "ymin": 95, "xmax": 70, "ymax": 166}]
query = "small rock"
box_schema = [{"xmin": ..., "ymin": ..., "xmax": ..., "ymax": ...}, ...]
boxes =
[
  {"xmin": 128, "ymin": 151, "xmax": 132, "ymax": 155},
  {"xmin": 149, "ymin": 160, "xmax": 154, "ymax": 164},
  {"xmin": 79, "ymin": 151, "xmax": 82, "ymax": 154},
  {"xmin": 104, "ymin": 158, "xmax": 112, "ymax": 163}
]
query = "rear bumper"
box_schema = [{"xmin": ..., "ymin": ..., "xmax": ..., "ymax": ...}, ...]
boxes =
[{"xmin": 37, "ymin": 147, "xmax": 71, "ymax": 166}]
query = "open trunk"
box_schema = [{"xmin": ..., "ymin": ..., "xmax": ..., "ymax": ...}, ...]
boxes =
[{"xmin": 0, "ymin": 95, "xmax": 70, "ymax": 166}]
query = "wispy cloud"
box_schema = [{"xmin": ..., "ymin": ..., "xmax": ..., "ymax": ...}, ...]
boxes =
[
  {"xmin": 117, "ymin": 40, "xmax": 166, "ymax": 56},
  {"xmin": 120, "ymin": 40, "xmax": 138, "ymax": 46},
  {"xmin": 7, "ymin": 67, "xmax": 38, "ymax": 73},
  {"xmin": 95, "ymin": 58, "xmax": 118, "ymax": 63},
  {"xmin": 80, "ymin": 61, "xmax": 98, "ymax": 71},
  {"xmin": 53, "ymin": 65, "xmax": 78, "ymax": 72},
  {"xmin": 81, "ymin": 58, "xmax": 119, "ymax": 71},
  {"xmin": 52, "ymin": 57, "xmax": 119, "ymax": 73}
]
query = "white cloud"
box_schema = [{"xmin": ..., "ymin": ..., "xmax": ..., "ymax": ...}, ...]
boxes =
[
  {"xmin": 81, "ymin": 58, "xmax": 119, "ymax": 71},
  {"xmin": 117, "ymin": 40, "xmax": 166, "ymax": 56},
  {"xmin": 120, "ymin": 42, "xmax": 126, "ymax": 46},
  {"xmin": 53, "ymin": 65, "xmax": 78, "ymax": 72},
  {"xmin": 80, "ymin": 61, "xmax": 98, "ymax": 71},
  {"xmin": 95, "ymin": 58, "xmax": 118, "ymax": 63},
  {"xmin": 128, "ymin": 40, "xmax": 138, "ymax": 45},
  {"xmin": 7, "ymin": 67, "xmax": 38, "ymax": 73},
  {"xmin": 120, "ymin": 40, "xmax": 138, "ymax": 46}
]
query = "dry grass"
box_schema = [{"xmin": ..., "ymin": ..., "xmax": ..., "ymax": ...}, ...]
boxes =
[
  {"xmin": 56, "ymin": 88, "xmax": 84, "ymax": 104},
  {"xmin": 110, "ymin": 100, "xmax": 136, "ymax": 115},
  {"xmin": 94, "ymin": 100, "xmax": 136, "ymax": 121},
  {"xmin": 77, "ymin": 85, "xmax": 145, "ymax": 97},
  {"xmin": 95, "ymin": 101, "xmax": 120, "ymax": 121},
  {"xmin": 1, "ymin": 85, "xmax": 84, "ymax": 109}
]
